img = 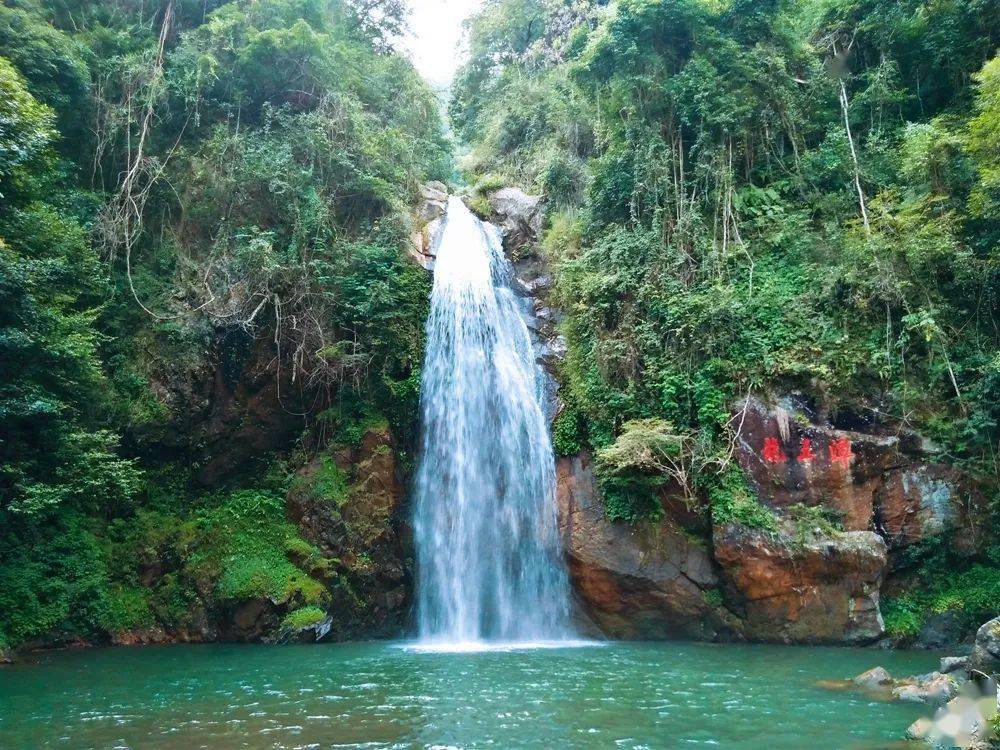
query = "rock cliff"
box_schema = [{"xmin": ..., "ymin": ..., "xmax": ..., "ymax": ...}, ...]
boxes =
[{"xmin": 465, "ymin": 182, "xmax": 985, "ymax": 646}]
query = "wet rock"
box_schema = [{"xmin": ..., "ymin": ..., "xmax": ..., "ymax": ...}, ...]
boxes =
[
  {"xmin": 0, "ymin": 648, "xmax": 12, "ymax": 665},
  {"xmin": 485, "ymin": 187, "xmax": 543, "ymax": 254},
  {"xmin": 917, "ymin": 610, "xmax": 966, "ymax": 650},
  {"xmin": 941, "ymin": 656, "xmax": 970, "ymax": 674},
  {"xmin": 713, "ymin": 525, "xmax": 887, "ymax": 643},
  {"xmin": 111, "ymin": 627, "xmax": 171, "ymax": 646},
  {"xmin": 228, "ymin": 598, "xmax": 281, "ymax": 641},
  {"xmin": 907, "ymin": 717, "xmax": 933, "ymax": 739},
  {"xmin": 968, "ymin": 617, "xmax": 1000, "ymax": 675},
  {"xmin": 286, "ymin": 425, "xmax": 409, "ymax": 639},
  {"xmin": 555, "ymin": 453, "xmax": 730, "ymax": 639},
  {"xmin": 282, "ymin": 615, "xmax": 333, "ymax": 644},
  {"xmin": 854, "ymin": 666, "xmax": 893, "ymax": 689},
  {"xmin": 892, "ymin": 672, "xmax": 956, "ymax": 704}
]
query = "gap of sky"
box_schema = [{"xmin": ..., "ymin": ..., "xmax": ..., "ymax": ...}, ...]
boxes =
[{"xmin": 403, "ymin": 0, "xmax": 483, "ymax": 89}]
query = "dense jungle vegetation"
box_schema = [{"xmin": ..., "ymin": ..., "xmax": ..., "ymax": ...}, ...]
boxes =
[
  {"xmin": 1, "ymin": 0, "xmax": 998, "ymax": 651},
  {"xmin": 454, "ymin": 0, "xmax": 999, "ymax": 628},
  {"xmin": 0, "ymin": 0, "xmax": 449, "ymax": 650}
]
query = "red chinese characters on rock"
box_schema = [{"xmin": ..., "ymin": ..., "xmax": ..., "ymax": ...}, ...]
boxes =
[
  {"xmin": 797, "ymin": 438, "xmax": 815, "ymax": 463},
  {"xmin": 828, "ymin": 438, "xmax": 854, "ymax": 467},
  {"xmin": 762, "ymin": 437, "xmax": 786, "ymax": 464}
]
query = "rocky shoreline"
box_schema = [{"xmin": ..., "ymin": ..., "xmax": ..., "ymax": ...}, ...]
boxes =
[{"xmin": 831, "ymin": 616, "xmax": 1000, "ymax": 748}]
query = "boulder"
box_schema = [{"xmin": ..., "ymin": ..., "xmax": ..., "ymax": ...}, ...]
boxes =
[
  {"xmin": 417, "ymin": 181, "xmax": 448, "ymax": 222},
  {"xmin": 917, "ymin": 610, "xmax": 966, "ymax": 649},
  {"xmin": 408, "ymin": 181, "xmax": 448, "ymax": 270},
  {"xmin": 854, "ymin": 666, "xmax": 893, "ymax": 689},
  {"xmin": 968, "ymin": 617, "xmax": 1000, "ymax": 675},
  {"xmin": 941, "ymin": 656, "xmax": 970, "ymax": 674},
  {"xmin": 906, "ymin": 717, "xmax": 933, "ymax": 740},
  {"xmin": 733, "ymin": 396, "xmax": 894, "ymax": 531},
  {"xmin": 731, "ymin": 395, "xmax": 965, "ymax": 545},
  {"xmin": 892, "ymin": 671, "xmax": 957, "ymax": 704},
  {"xmin": 485, "ymin": 187, "xmax": 543, "ymax": 254},
  {"xmin": 555, "ymin": 453, "xmax": 730, "ymax": 639},
  {"xmin": 281, "ymin": 614, "xmax": 333, "ymax": 644},
  {"xmin": 713, "ymin": 524, "xmax": 887, "ymax": 643},
  {"xmin": 227, "ymin": 598, "xmax": 280, "ymax": 641}
]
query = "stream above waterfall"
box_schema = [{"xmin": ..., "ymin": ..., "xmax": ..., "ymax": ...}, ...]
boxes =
[{"xmin": 0, "ymin": 641, "xmax": 940, "ymax": 749}]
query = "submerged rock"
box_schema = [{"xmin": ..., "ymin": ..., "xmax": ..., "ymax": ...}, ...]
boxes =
[{"xmin": 906, "ymin": 717, "xmax": 933, "ymax": 739}]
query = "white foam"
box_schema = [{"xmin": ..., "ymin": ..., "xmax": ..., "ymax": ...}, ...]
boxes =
[{"xmin": 396, "ymin": 639, "xmax": 603, "ymax": 654}]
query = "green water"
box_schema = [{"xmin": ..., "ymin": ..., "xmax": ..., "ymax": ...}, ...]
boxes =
[{"xmin": 0, "ymin": 641, "xmax": 939, "ymax": 749}]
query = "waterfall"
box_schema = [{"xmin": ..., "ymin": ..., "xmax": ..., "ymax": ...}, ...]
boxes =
[{"xmin": 412, "ymin": 196, "xmax": 574, "ymax": 647}]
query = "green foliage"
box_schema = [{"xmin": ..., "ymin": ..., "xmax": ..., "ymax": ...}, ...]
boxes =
[
  {"xmin": 198, "ymin": 490, "xmax": 328, "ymax": 606},
  {"xmin": 281, "ymin": 605, "xmax": 327, "ymax": 631},
  {"xmin": 0, "ymin": 56, "xmax": 54, "ymax": 181},
  {"xmin": 0, "ymin": 484, "xmax": 332, "ymax": 647},
  {"xmin": 454, "ymin": 0, "xmax": 1000, "ymax": 528},
  {"xmin": 786, "ymin": 503, "xmax": 844, "ymax": 545},
  {"xmin": 882, "ymin": 593, "xmax": 923, "ymax": 638},
  {"xmin": 551, "ymin": 402, "xmax": 585, "ymax": 457},
  {"xmin": 708, "ymin": 468, "xmax": 778, "ymax": 532},
  {"xmin": 305, "ymin": 457, "xmax": 350, "ymax": 506},
  {"xmin": 0, "ymin": 0, "xmax": 450, "ymax": 647},
  {"xmin": 703, "ymin": 588, "xmax": 724, "ymax": 608},
  {"xmin": 0, "ymin": 65, "xmax": 141, "ymax": 518},
  {"xmin": 882, "ymin": 536, "xmax": 1000, "ymax": 639}
]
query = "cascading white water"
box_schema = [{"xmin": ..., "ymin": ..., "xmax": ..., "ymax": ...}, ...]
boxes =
[{"xmin": 412, "ymin": 196, "xmax": 574, "ymax": 647}]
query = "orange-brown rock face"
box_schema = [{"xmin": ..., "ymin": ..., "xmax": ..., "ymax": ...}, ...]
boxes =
[
  {"xmin": 556, "ymin": 454, "xmax": 731, "ymax": 639},
  {"xmin": 732, "ymin": 396, "xmax": 967, "ymax": 548},
  {"xmin": 712, "ymin": 525, "xmax": 887, "ymax": 643},
  {"xmin": 555, "ymin": 452, "xmax": 890, "ymax": 643}
]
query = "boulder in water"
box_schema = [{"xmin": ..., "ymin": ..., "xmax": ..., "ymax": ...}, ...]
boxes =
[
  {"xmin": 892, "ymin": 672, "xmax": 957, "ymax": 704},
  {"xmin": 968, "ymin": 617, "xmax": 1000, "ymax": 676},
  {"xmin": 854, "ymin": 666, "xmax": 893, "ymax": 689},
  {"xmin": 555, "ymin": 453, "xmax": 732, "ymax": 640},
  {"xmin": 941, "ymin": 655, "xmax": 970, "ymax": 674}
]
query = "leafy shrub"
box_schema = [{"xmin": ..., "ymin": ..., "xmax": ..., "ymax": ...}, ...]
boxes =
[
  {"xmin": 708, "ymin": 469, "xmax": 778, "ymax": 532},
  {"xmin": 882, "ymin": 594, "xmax": 924, "ymax": 638}
]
